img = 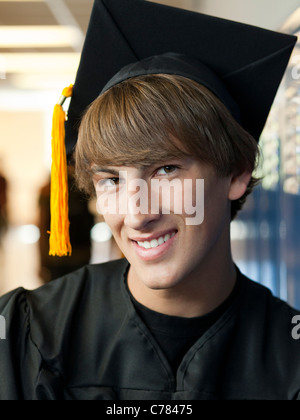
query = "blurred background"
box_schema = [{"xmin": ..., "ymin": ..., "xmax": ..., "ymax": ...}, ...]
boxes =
[{"xmin": 0, "ymin": 0, "xmax": 299, "ymax": 308}]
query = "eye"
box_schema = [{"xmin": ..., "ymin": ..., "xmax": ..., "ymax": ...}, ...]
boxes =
[
  {"xmin": 155, "ymin": 165, "xmax": 178, "ymax": 176},
  {"xmin": 99, "ymin": 177, "xmax": 120, "ymax": 187}
]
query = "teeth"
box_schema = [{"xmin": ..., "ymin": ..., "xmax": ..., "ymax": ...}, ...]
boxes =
[
  {"xmin": 137, "ymin": 232, "xmax": 176, "ymax": 249},
  {"xmin": 158, "ymin": 237, "xmax": 164, "ymax": 246},
  {"xmin": 150, "ymin": 239, "xmax": 158, "ymax": 248}
]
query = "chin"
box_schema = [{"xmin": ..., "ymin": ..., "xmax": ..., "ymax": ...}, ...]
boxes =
[{"xmin": 140, "ymin": 267, "xmax": 181, "ymax": 290}]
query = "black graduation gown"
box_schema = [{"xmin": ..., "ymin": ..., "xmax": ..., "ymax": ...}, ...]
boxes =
[{"xmin": 0, "ymin": 258, "xmax": 299, "ymax": 400}]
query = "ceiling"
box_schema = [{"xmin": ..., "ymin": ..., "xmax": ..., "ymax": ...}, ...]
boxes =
[
  {"xmin": 0, "ymin": 0, "xmax": 93, "ymax": 40},
  {"xmin": 0, "ymin": 0, "xmax": 93, "ymax": 31},
  {"xmin": 0, "ymin": 0, "xmax": 94, "ymax": 90}
]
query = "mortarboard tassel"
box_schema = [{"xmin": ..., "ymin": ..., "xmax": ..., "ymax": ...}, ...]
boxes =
[{"xmin": 49, "ymin": 85, "xmax": 73, "ymax": 257}]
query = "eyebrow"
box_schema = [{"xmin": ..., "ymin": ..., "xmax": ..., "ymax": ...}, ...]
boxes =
[
  {"xmin": 90, "ymin": 158, "xmax": 186, "ymax": 176},
  {"xmin": 91, "ymin": 166, "xmax": 120, "ymax": 176}
]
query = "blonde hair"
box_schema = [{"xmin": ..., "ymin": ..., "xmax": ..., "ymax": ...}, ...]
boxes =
[{"xmin": 75, "ymin": 74, "xmax": 260, "ymax": 219}]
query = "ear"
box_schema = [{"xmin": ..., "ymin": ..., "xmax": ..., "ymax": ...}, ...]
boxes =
[{"xmin": 228, "ymin": 171, "xmax": 252, "ymax": 201}]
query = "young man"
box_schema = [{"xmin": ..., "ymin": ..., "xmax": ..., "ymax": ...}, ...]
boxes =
[{"xmin": 0, "ymin": 0, "xmax": 299, "ymax": 400}]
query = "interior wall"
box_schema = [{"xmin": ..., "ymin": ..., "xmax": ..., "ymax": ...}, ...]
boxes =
[
  {"xmin": 156, "ymin": 0, "xmax": 300, "ymax": 30},
  {"xmin": 198, "ymin": 0, "xmax": 300, "ymax": 29},
  {"xmin": 0, "ymin": 110, "xmax": 49, "ymax": 225}
]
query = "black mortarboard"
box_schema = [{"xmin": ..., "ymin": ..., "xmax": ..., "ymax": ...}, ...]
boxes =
[
  {"xmin": 65, "ymin": 0, "xmax": 297, "ymax": 155},
  {"xmin": 51, "ymin": 0, "xmax": 297, "ymax": 256}
]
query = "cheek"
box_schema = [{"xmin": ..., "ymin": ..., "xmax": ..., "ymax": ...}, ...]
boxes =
[
  {"xmin": 200, "ymin": 193, "xmax": 230, "ymax": 245},
  {"xmin": 101, "ymin": 213, "xmax": 123, "ymax": 238},
  {"xmin": 204, "ymin": 178, "xmax": 231, "ymax": 217},
  {"xmin": 95, "ymin": 191, "xmax": 117, "ymax": 216}
]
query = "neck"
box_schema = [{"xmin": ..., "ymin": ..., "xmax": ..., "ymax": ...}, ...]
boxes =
[{"xmin": 127, "ymin": 229, "xmax": 236, "ymax": 318}]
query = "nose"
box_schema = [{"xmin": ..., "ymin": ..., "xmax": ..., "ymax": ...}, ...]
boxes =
[
  {"xmin": 124, "ymin": 211, "xmax": 161, "ymax": 231},
  {"xmin": 123, "ymin": 184, "xmax": 161, "ymax": 230}
]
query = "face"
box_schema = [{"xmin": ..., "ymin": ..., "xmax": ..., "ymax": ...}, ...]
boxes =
[{"xmin": 92, "ymin": 157, "xmax": 233, "ymax": 292}]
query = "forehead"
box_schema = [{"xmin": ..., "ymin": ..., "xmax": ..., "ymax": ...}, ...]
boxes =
[{"xmin": 89, "ymin": 140, "xmax": 192, "ymax": 169}]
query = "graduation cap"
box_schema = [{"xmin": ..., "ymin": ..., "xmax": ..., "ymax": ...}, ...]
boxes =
[{"xmin": 49, "ymin": 0, "xmax": 297, "ymax": 256}]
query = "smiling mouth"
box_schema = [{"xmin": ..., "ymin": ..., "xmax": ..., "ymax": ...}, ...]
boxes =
[{"xmin": 134, "ymin": 231, "xmax": 177, "ymax": 249}]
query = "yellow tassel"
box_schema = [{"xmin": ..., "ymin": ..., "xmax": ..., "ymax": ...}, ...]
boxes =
[{"xmin": 49, "ymin": 85, "xmax": 73, "ymax": 256}]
